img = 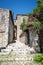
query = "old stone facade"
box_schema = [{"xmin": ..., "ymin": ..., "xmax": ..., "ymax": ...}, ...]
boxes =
[
  {"xmin": 0, "ymin": 9, "xmax": 14, "ymax": 48},
  {"xmin": 15, "ymin": 15, "xmax": 40, "ymax": 52},
  {"xmin": 0, "ymin": 8, "xmax": 42, "ymax": 52}
]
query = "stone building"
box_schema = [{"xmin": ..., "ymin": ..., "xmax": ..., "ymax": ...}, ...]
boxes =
[
  {"xmin": 15, "ymin": 14, "xmax": 40, "ymax": 52},
  {"xmin": 0, "ymin": 8, "xmax": 42, "ymax": 52},
  {"xmin": 0, "ymin": 9, "xmax": 14, "ymax": 48}
]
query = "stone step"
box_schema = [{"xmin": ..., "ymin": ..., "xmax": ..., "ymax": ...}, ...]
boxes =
[
  {"xmin": 1, "ymin": 48, "xmax": 12, "ymax": 54},
  {"xmin": 0, "ymin": 41, "xmax": 36, "ymax": 54}
]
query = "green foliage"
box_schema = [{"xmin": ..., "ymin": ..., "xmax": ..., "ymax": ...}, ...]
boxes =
[
  {"xmin": 20, "ymin": 18, "xmax": 28, "ymax": 31},
  {"xmin": 33, "ymin": 0, "xmax": 43, "ymax": 24},
  {"xmin": 32, "ymin": 21, "xmax": 41, "ymax": 30},
  {"xmin": 20, "ymin": 0, "xmax": 43, "ymax": 31},
  {"xmin": 41, "ymin": 60, "xmax": 43, "ymax": 65},
  {"xmin": 20, "ymin": 18, "xmax": 41, "ymax": 32},
  {"xmin": 37, "ymin": 0, "xmax": 43, "ymax": 8},
  {"xmin": 33, "ymin": 7, "xmax": 40, "ymax": 14},
  {"xmin": 34, "ymin": 54, "xmax": 43, "ymax": 65},
  {"xmin": 39, "ymin": 9, "xmax": 43, "ymax": 23},
  {"xmin": 33, "ymin": 0, "xmax": 43, "ymax": 14}
]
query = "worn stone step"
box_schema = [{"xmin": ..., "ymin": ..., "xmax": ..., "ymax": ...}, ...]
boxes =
[
  {"xmin": 1, "ymin": 48, "xmax": 12, "ymax": 54},
  {"xmin": 0, "ymin": 41, "xmax": 36, "ymax": 54}
]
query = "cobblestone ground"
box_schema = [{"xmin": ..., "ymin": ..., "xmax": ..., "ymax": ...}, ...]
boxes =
[
  {"xmin": 0, "ymin": 61, "xmax": 41, "ymax": 65},
  {"xmin": 0, "ymin": 54, "xmax": 41, "ymax": 65}
]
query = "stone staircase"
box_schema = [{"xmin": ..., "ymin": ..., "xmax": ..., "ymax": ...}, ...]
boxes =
[
  {"xmin": 0, "ymin": 41, "xmax": 40, "ymax": 65},
  {"xmin": 0, "ymin": 40, "xmax": 36, "ymax": 54}
]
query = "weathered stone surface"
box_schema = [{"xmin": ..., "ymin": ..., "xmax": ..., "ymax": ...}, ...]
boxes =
[
  {"xmin": 16, "ymin": 15, "xmax": 28, "ymax": 43},
  {"xmin": 0, "ymin": 41, "xmax": 36, "ymax": 55},
  {"xmin": 0, "ymin": 9, "xmax": 14, "ymax": 48},
  {"xmin": 15, "ymin": 15, "xmax": 40, "ymax": 52},
  {"xmin": 0, "ymin": 54, "xmax": 41, "ymax": 65}
]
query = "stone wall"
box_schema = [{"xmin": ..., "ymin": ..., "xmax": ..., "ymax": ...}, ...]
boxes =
[
  {"xmin": 0, "ymin": 9, "xmax": 9, "ymax": 48},
  {"xmin": 15, "ymin": 14, "xmax": 40, "ymax": 52},
  {"xmin": 0, "ymin": 9, "xmax": 14, "ymax": 48},
  {"xmin": 16, "ymin": 15, "xmax": 28, "ymax": 42},
  {"xmin": 19, "ymin": 32, "xmax": 27, "ymax": 44}
]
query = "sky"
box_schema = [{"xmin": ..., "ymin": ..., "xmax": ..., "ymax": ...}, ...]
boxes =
[{"xmin": 0, "ymin": 0, "xmax": 37, "ymax": 19}]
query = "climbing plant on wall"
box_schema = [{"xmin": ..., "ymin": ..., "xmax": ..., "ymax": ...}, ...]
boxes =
[
  {"xmin": 20, "ymin": 17, "xmax": 41, "ymax": 33},
  {"xmin": 20, "ymin": 0, "xmax": 43, "ymax": 33}
]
